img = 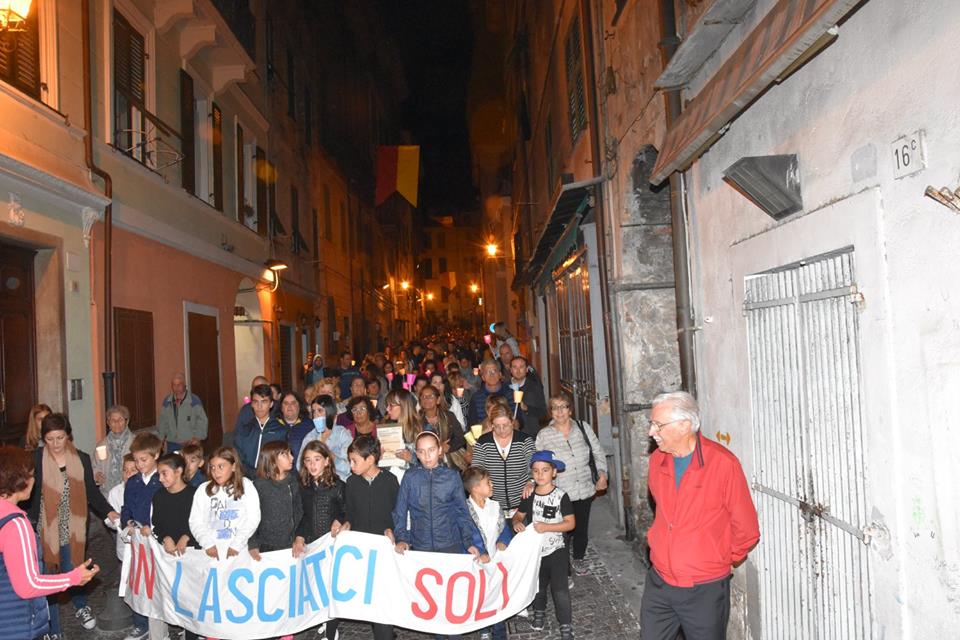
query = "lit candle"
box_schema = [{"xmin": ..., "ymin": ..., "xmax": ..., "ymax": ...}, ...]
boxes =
[
  {"xmin": 95, "ymin": 445, "xmax": 108, "ymax": 461},
  {"xmin": 386, "ymin": 372, "xmax": 394, "ymax": 382},
  {"xmin": 483, "ymin": 334, "xmax": 493, "ymax": 345},
  {"xmin": 513, "ymin": 390, "xmax": 524, "ymax": 405},
  {"xmin": 454, "ymin": 387, "xmax": 464, "ymax": 398},
  {"xmin": 371, "ymin": 398, "xmax": 378, "ymax": 409}
]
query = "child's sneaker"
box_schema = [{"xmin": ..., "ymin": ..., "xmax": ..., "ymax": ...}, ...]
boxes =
[
  {"xmin": 560, "ymin": 624, "xmax": 575, "ymax": 640},
  {"xmin": 479, "ymin": 632, "xmax": 493, "ymax": 640},
  {"xmin": 76, "ymin": 604, "xmax": 97, "ymax": 629},
  {"xmin": 123, "ymin": 626, "xmax": 149, "ymax": 640},
  {"xmin": 530, "ymin": 610, "xmax": 546, "ymax": 631}
]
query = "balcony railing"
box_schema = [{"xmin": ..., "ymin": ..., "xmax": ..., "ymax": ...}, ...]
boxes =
[{"xmin": 113, "ymin": 99, "xmax": 185, "ymax": 187}]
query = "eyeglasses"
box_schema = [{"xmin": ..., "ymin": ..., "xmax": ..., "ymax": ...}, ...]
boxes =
[
  {"xmin": 550, "ymin": 404, "xmax": 570, "ymax": 411},
  {"xmin": 648, "ymin": 419, "xmax": 684, "ymax": 433},
  {"xmin": 351, "ymin": 406, "xmax": 368, "ymax": 414}
]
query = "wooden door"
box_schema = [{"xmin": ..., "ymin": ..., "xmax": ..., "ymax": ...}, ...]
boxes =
[
  {"xmin": 0, "ymin": 243, "xmax": 37, "ymax": 443},
  {"xmin": 187, "ymin": 312, "xmax": 222, "ymax": 447},
  {"xmin": 114, "ymin": 307, "xmax": 156, "ymax": 429}
]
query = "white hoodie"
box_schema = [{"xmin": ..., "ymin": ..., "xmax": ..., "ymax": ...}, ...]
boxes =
[{"xmin": 188, "ymin": 478, "xmax": 261, "ymax": 556}]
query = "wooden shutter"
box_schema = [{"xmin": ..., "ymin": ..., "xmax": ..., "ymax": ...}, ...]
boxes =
[
  {"xmin": 268, "ymin": 163, "xmax": 278, "ymax": 236},
  {"xmin": 113, "ymin": 10, "xmax": 145, "ymax": 108},
  {"xmin": 255, "ymin": 146, "xmax": 267, "ymax": 236},
  {"xmin": 279, "ymin": 325, "xmax": 293, "ymax": 390},
  {"xmin": 114, "ymin": 307, "xmax": 156, "ymax": 429},
  {"xmin": 211, "ymin": 103, "xmax": 223, "ymax": 210},
  {"xmin": 236, "ymin": 123, "xmax": 245, "ymax": 221},
  {"xmin": 179, "ymin": 70, "xmax": 195, "ymax": 194},
  {"xmin": 323, "ymin": 185, "xmax": 332, "ymax": 240},
  {"xmin": 565, "ymin": 17, "xmax": 586, "ymax": 142},
  {"xmin": 291, "ymin": 186, "xmax": 300, "ymax": 254},
  {"xmin": 0, "ymin": 8, "xmax": 41, "ymax": 99}
]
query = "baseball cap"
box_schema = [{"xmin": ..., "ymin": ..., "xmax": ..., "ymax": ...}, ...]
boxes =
[{"xmin": 531, "ymin": 450, "xmax": 566, "ymax": 472}]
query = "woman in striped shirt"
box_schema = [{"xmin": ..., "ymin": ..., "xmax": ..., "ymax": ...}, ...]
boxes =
[
  {"xmin": 471, "ymin": 405, "xmax": 536, "ymax": 515},
  {"xmin": 536, "ymin": 391, "xmax": 609, "ymax": 575}
]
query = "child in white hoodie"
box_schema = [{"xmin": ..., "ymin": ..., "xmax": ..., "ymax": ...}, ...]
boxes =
[{"xmin": 188, "ymin": 446, "xmax": 260, "ymax": 560}]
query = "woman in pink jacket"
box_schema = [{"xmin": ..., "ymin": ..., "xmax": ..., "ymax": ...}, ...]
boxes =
[{"xmin": 0, "ymin": 446, "xmax": 99, "ymax": 640}]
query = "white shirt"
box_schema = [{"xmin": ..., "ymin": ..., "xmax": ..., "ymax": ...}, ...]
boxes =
[
  {"xmin": 468, "ymin": 496, "xmax": 503, "ymax": 558},
  {"xmin": 188, "ymin": 478, "xmax": 261, "ymax": 556}
]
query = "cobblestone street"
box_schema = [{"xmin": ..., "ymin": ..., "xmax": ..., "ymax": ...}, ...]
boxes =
[{"xmin": 57, "ymin": 497, "xmax": 642, "ymax": 640}]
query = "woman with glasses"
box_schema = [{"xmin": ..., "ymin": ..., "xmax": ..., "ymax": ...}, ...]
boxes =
[
  {"xmin": 91, "ymin": 404, "xmax": 134, "ymax": 496},
  {"xmin": 428, "ymin": 373, "xmax": 466, "ymax": 431},
  {"xmin": 383, "ymin": 389, "xmax": 420, "ymax": 466},
  {"xmin": 417, "ymin": 385, "xmax": 467, "ymax": 470},
  {"xmin": 471, "ymin": 405, "xmax": 536, "ymax": 515},
  {"xmin": 535, "ymin": 391, "xmax": 609, "ymax": 576},
  {"xmin": 344, "ymin": 397, "xmax": 379, "ymax": 440}
]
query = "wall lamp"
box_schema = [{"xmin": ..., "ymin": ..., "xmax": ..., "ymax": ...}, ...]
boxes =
[
  {"xmin": 0, "ymin": 0, "xmax": 32, "ymax": 33},
  {"xmin": 263, "ymin": 258, "xmax": 288, "ymax": 292}
]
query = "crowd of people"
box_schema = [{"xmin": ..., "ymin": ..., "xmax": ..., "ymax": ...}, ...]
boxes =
[{"xmin": 0, "ymin": 325, "xmax": 611, "ymax": 640}]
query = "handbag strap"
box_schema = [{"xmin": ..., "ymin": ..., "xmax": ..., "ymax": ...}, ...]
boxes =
[{"xmin": 574, "ymin": 419, "xmax": 597, "ymax": 468}]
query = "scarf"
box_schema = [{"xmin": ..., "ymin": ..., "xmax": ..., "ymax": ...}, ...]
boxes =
[{"xmin": 41, "ymin": 441, "xmax": 87, "ymax": 571}]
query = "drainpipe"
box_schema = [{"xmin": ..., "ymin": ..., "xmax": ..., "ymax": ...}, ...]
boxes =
[
  {"xmin": 581, "ymin": 0, "xmax": 636, "ymax": 539},
  {"xmin": 81, "ymin": 0, "xmax": 116, "ymax": 410},
  {"xmin": 658, "ymin": 0, "xmax": 698, "ymax": 398}
]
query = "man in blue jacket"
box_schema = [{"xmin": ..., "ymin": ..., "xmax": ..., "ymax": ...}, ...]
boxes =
[
  {"xmin": 466, "ymin": 360, "xmax": 516, "ymax": 426},
  {"xmin": 233, "ymin": 384, "xmax": 287, "ymax": 477}
]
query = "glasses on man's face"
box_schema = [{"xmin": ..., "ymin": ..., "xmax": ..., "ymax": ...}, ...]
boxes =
[{"xmin": 648, "ymin": 419, "xmax": 684, "ymax": 433}]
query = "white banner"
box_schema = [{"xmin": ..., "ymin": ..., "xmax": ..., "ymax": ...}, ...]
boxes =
[{"xmin": 123, "ymin": 530, "xmax": 543, "ymax": 638}]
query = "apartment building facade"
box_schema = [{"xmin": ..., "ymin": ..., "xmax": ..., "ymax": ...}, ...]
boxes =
[{"xmin": 0, "ymin": 0, "xmax": 412, "ymax": 450}]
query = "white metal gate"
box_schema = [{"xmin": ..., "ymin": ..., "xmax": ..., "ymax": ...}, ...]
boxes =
[{"xmin": 744, "ymin": 248, "xmax": 872, "ymax": 639}]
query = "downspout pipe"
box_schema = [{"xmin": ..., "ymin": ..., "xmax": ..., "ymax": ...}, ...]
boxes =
[
  {"xmin": 581, "ymin": 0, "xmax": 636, "ymax": 539},
  {"xmin": 81, "ymin": 0, "xmax": 116, "ymax": 410},
  {"xmin": 658, "ymin": 0, "xmax": 698, "ymax": 398}
]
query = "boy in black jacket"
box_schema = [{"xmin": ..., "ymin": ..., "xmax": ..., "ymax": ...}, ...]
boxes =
[{"xmin": 335, "ymin": 435, "xmax": 397, "ymax": 640}]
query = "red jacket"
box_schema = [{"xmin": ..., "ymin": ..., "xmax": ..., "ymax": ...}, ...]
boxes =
[{"xmin": 646, "ymin": 434, "xmax": 760, "ymax": 587}]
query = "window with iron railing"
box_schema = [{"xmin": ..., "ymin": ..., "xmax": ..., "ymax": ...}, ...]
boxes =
[{"xmin": 113, "ymin": 10, "xmax": 183, "ymax": 184}]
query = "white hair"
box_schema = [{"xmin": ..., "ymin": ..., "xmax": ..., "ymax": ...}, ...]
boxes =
[{"xmin": 651, "ymin": 391, "xmax": 701, "ymax": 433}]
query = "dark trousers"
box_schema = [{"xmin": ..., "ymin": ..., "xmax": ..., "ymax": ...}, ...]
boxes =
[
  {"xmin": 533, "ymin": 546, "xmax": 572, "ymax": 625},
  {"xmin": 569, "ymin": 497, "xmax": 593, "ymax": 560},
  {"xmin": 640, "ymin": 567, "xmax": 731, "ymax": 640},
  {"xmin": 44, "ymin": 543, "xmax": 88, "ymax": 634},
  {"xmin": 325, "ymin": 620, "xmax": 392, "ymax": 640}
]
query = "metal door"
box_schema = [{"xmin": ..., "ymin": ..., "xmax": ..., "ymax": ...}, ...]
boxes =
[
  {"xmin": 554, "ymin": 251, "xmax": 597, "ymax": 430},
  {"xmin": 744, "ymin": 248, "xmax": 872, "ymax": 639}
]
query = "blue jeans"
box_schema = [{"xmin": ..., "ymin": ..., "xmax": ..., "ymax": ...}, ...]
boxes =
[{"xmin": 45, "ymin": 543, "xmax": 89, "ymax": 634}]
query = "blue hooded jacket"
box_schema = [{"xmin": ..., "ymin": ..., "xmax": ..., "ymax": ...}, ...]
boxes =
[{"xmin": 392, "ymin": 465, "xmax": 486, "ymax": 554}]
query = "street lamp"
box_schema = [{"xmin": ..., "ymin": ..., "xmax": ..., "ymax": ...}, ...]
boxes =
[
  {"xmin": 0, "ymin": 0, "xmax": 32, "ymax": 32},
  {"xmin": 400, "ymin": 280, "xmax": 410, "ymax": 290},
  {"xmin": 485, "ymin": 242, "xmax": 498, "ymax": 257},
  {"xmin": 426, "ymin": 292, "xmax": 435, "ymax": 301},
  {"xmin": 469, "ymin": 283, "xmax": 479, "ymax": 293},
  {"xmin": 263, "ymin": 258, "xmax": 288, "ymax": 293}
]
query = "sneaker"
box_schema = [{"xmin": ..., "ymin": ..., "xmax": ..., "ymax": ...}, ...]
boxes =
[
  {"xmin": 572, "ymin": 558, "xmax": 590, "ymax": 576},
  {"xmin": 123, "ymin": 626, "xmax": 149, "ymax": 640},
  {"xmin": 317, "ymin": 622, "xmax": 326, "ymax": 636},
  {"xmin": 480, "ymin": 633, "xmax": 493, "ymax": 640},
  {"xmin": 76, "ymin": 605, "xmax": 97, "ymax": 629},
  {"xmin": 559, "ymin": 624, "xmax": 575, "ymax": 640},
  {"xmin": 43, "ymin": 635, "xmax": 62, "ymax": 640},
  {"xmin": 531, "ymin": 610, "xmax": 546, "ymax": 631}
]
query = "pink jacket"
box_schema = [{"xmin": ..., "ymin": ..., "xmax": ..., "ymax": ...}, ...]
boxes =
[{"xmin": 0, "ymin": 501, "xmax": 83, "ymax": 598}]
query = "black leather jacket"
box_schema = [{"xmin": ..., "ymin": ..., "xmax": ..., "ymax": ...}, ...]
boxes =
[{"xmin": 296, "ymin": 477, "xmax": 346, "ymax": 543}]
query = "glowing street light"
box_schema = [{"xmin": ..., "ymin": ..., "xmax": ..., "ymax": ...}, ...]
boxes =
[
  {"xmin": 400, "ymin": 281, "xmax": 410, "ymax": 290},
  {"xmin": 485, "ymin": 243, "xmax": 498, "ymax": 257},
  {"xmin": 426, "ymin": 292, "xmax": 435, "ymax": 301},
  {"xmin": 0, "ymin": 0, "xmax": 32, "ymax": 32},
  {"xmin": 469, "ymin": 283, "xmax": 479, "ymax": 293}
]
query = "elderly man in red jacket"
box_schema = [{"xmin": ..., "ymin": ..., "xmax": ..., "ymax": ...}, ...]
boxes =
[{"xmin": 641, "ymin": 391, "xmax": 760, "ymax": 639}]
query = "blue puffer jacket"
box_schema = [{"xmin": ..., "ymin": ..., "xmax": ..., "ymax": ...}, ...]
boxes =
[
  {"xmin": 392, "ymin": 465, "xmax": 486, "ymax": 554},
  {"xmin": 233, "ymin": 417, "xmax": 288, "ymax": 477}
]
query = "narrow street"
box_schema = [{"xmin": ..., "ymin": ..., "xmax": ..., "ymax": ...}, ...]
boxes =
[{"xmin": 58, "ymin": 498, "xmax": 642, "ymax": 640}]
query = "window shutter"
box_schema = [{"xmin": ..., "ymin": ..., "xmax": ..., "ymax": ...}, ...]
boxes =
[
  {"xmin": 0, "ymin": 8, "xmax": 41, "ymax": 99},
  {"xmin": 179, "ymin": 70, "xmax": 195, "ymax": 194},
  {"xmin": 211, "ymin": 103, "xmax": 223, "ymax": 210},
  {"xmin": 113, "ymin": 10, "xmax": 145, "ymax": 108},
  {"xmin": 565, "ymin": 18, "xmax": 586, "ymax": 142},
  {"xmin": 255, "ymin": 146, "xmax": 268, "ymax": 236},
  {"xmin": 114, "ymin": 307, "xmax": 156, "ymax": 429}
]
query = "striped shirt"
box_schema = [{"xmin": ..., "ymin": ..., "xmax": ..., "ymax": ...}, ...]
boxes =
[
  {"xmin": 472, "ymin": 430, "xmax": 535, "ymax": 510},
  {"xmin": 536, "ymin": 420, "xmax": 609, "ymax": 501}
]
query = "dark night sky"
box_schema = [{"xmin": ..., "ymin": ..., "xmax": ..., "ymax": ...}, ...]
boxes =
[{"xmin": 374, "ymin": 0, "xmax": 477, "ymax": 213}]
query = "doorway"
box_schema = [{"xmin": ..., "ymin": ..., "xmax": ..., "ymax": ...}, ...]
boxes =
[
  {"xmin": 0, "ymin": 243, "xmax": 37, "ymax": 444},
  {"xmin": 185, "ymin": 304, "xmax": 223, "ymax": 448}
]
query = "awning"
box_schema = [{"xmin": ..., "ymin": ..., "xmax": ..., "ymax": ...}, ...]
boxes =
[
  {"xmin": 517, "ymin": 176, "xmax": 603, "ymax": 288},
  {"xmin": 650, "ymin": 0, "xmax": 862, "ymax": 185}
]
